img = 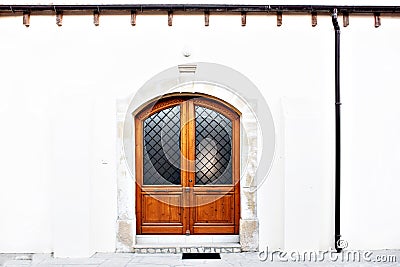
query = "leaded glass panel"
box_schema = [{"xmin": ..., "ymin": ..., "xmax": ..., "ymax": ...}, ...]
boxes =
[
  {"xmin": 195, "ymin": 105, "xmax": 233, "ymax": 185},
  {"xmin": 143, "ymin": 105, "xmax": 181, "ymax": 185}
]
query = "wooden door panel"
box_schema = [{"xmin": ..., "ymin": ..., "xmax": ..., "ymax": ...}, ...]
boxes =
[
  {"xmin": 193, "ymin": 192, "xmax": 234, "ymax": 223},
  {"xmin": 141, "ymin": 225, "xmax": 184, "ymax": 234},
  {"xmin": 193, "ymin": 225, "xmax": 236, "ymax": 234},
  {"xmin": 140, "ymin": 192, "xmax": 185, "ymax": 234},
  {"xmin": 142, "ymin": 193, "xmax": 183, "ymax": 224},
  {"xmin": 191, "ymin": 190, "xmax": 237, "ymax": 234}
]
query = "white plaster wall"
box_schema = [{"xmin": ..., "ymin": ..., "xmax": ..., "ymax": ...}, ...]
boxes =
[
  {"xmin": 341, "ymin": 15, "xmax": 400, "ymax": 250},
  {"xmin": 0, "ymin": 11, "xmax": 399, "ymax": 256},
  {"xmin": 0, "ymin": 34, "xmax": 52, "ymax": 252},
  {"xmin": 253, "ymin": 14, "xmax": 335, "ymax": 251}
]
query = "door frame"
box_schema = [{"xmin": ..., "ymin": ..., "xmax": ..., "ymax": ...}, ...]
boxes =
[{"xmin": 134, "ymin": 93, "xmax": 241, "ymax": 235}]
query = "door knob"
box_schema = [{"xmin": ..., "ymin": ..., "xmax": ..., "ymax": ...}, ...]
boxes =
[{"xmin": 189, "ymin": 179, "xmax": 192, "ymax": 182}]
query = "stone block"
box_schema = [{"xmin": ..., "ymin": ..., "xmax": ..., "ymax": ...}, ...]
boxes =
[
  {"xmin": 116, "ymin": 220, "xmax": 134, "ymax": 253},
  {"xmin": 240, "ymin": 219, "xmax": 259, "ymax": 251}
]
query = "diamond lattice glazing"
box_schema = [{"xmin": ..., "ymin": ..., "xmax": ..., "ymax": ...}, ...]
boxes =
[
  {"xmin": 195, "ymin": 106, "xmax": 232, "ymax": 185},
  {"xmin": 143, "ymin": 105, "xmax": 181, "ymax": 185}
]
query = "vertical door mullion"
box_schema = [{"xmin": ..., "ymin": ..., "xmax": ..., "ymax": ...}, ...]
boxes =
[
  {"xmin": 187, "ymin": 100, "xmax": 196, "ymax": 234},
  {"xmin": 180, "ymin": 100, "xmax": 196, "ymax": 234},
  {"xmin": 187, "ymin": 100, "xmax": 196, "ymax": 187},
  {"xmin": 180, "ymin": 102, "xmax": 188, "ymax": 188},
  {"xmin": 181, "ymin": 101, "xmax": 189, "ymax": 234}
]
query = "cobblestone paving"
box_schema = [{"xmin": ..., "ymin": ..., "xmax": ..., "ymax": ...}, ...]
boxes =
[{"xmin": 0, "ymin": 250, "xmax": 399, "ymax": 267}]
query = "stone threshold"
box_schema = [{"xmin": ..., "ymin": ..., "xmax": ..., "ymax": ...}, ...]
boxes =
[
  {"xmin": 133, "ymin": 243, "xmax": 241, "ymax": 254},
  {"xmin": 136, "ymin": 234, "xmax": 239, "ymax": 245}
]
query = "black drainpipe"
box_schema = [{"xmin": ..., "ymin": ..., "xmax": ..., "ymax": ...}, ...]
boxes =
[{"xmin": 331, "ymin": 9, "xmax": 342, "ymax": 253}]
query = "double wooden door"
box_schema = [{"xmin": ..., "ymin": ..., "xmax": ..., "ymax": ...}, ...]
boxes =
[{"xmin": 135, "ymin": 94, "xmax": 240, "ymax": 235}]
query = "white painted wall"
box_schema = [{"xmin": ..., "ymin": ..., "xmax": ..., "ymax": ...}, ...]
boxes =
[
  {"xmin": 341, "ymin": 15, "xmax": 400, "ymax": 250},
  {"xmin": 0, "ymin": 11, "xmax": 399, "ymax": 256}
]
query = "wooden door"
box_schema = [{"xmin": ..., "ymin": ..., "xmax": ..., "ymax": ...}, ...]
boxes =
[{"xmin": 135, "ymin": 94, "xmax": 240, "ymax": 235}]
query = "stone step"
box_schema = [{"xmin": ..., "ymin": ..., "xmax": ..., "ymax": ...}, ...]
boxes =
[
  {"xmin": 136, "ymin": 234, "xmax": 239, "ymax": 244},
  {"xmin": 133, "ymin": 243, "xmax": 241, "ymax": 254}
]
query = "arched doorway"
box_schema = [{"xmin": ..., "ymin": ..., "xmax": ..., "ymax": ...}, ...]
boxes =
[
  {"xmin": 116, "ymin": 62, "xmax": 276, "ymax": 252},
  {"xmin": 134, "ymin": 93, "xmax": 240, "ymax": 235}
]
